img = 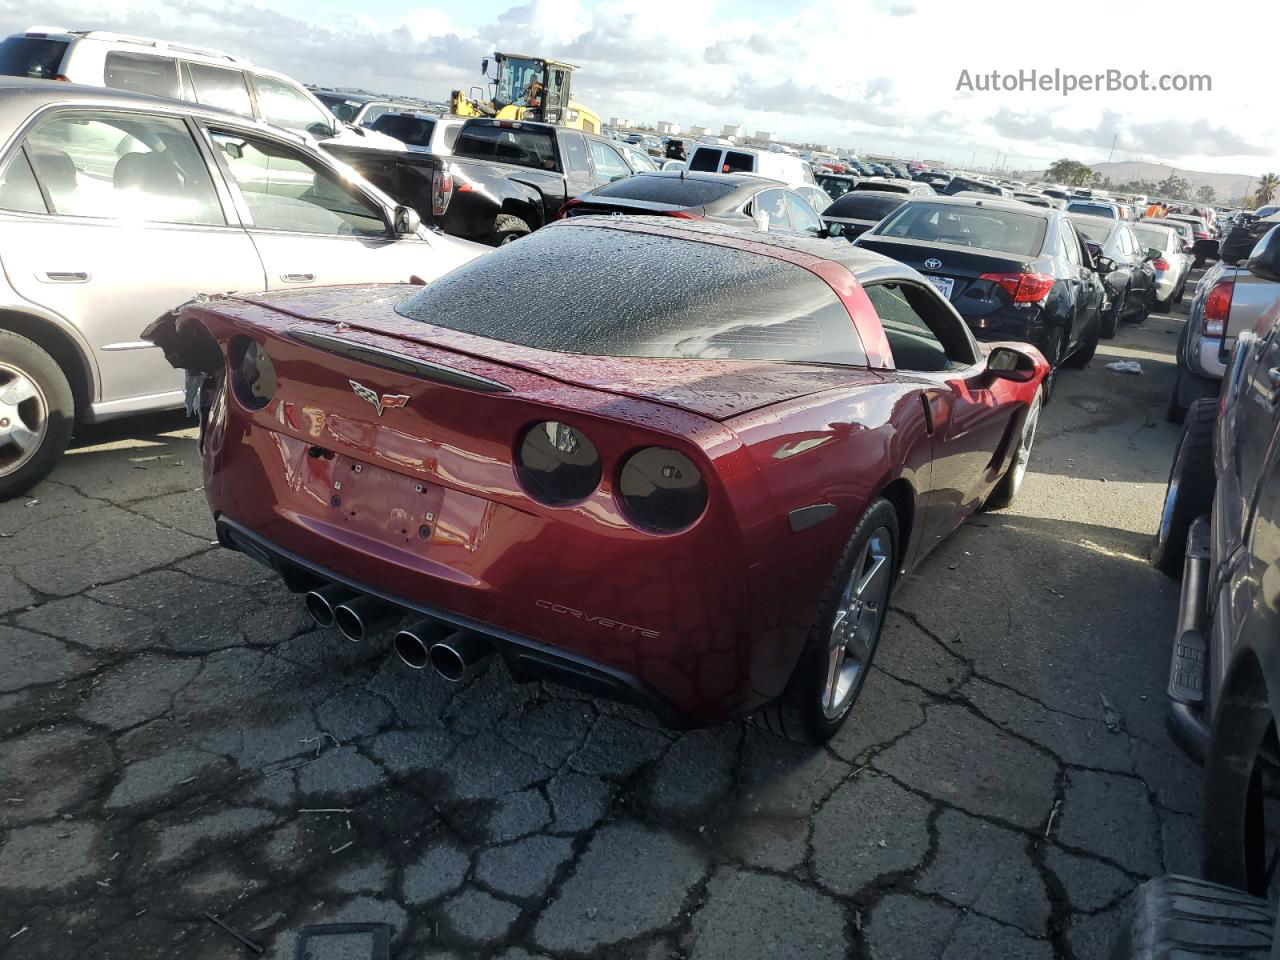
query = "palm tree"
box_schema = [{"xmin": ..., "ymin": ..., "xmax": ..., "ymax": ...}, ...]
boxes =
[{"xmin": 1256, "ymin": 172, "xmax": 1280, "ymax": 206}]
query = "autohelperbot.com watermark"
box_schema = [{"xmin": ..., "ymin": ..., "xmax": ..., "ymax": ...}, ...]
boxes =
[{"xmin": 956, "ymin": 68, "xmax": 1211, "ymax": 96}]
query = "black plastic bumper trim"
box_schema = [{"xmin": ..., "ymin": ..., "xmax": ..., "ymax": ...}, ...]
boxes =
[{"xmin": 215, "ymin": 516, "xmax": 690, "ymax": 729}]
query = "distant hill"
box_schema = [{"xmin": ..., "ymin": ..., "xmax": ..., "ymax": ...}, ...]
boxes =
[{"xmin": 1036, "ymin": 161, "xmax": 1262, "ymax": 203}]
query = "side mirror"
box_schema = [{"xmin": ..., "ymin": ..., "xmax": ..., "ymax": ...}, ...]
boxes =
[
  {"xmin": 1144, "ymin": 247, "xmax": 1162, "ymax": 262},
  {"xmin": 307, "ymin": 121, "xmax": 334, "ymax": 140},
  {"xmin": 1096, "ymin": 256, "xmax": 1117, "ymax": 274},
  {"xmin": 1085, "ymin": 240, "xmax": 1103, "ymax": 261},
  {"xmin": 987, "ymin": 346, "xmax": 1037, "ymax": 382},
  {"xmin": 1246, "ymin": 224, "xmax": 1280, "ymax": 283},
  {"xmin": 481, "ymin": 58, "xmax": 489, "ymax": 75},
  {"xmin": 393, "ymin": 205, "xmax": 421, "ymax": 236}
]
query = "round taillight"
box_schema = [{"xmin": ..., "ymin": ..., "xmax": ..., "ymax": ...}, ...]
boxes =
[
  {"xmin": 228, "ymin": 336, "xmax": 276, "ymax": 411},
  {"xmin": 516, "ymin": 421, "xmax": 601, "ymax": 506},
  {"xmin": 618, "ymin": 447, "xmax": 707, "ymax": 533}
]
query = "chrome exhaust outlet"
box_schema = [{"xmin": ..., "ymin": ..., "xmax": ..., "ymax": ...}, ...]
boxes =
[
  {"xmin": 428, "ymin": 630, "xmax": 494, "ymax": 683},
  {"xmin": 333, "ymin": 595, "xmax": 399, "ymax": 643},
  {"xmin": 304, "ymin": 584, "xmax": 354, "ymax": 628},
  {"xmin": 393, "ymin": 619, "xmax": 454, "ymax": 670}
]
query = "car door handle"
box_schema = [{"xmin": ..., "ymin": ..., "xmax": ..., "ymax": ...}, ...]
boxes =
[
  {"xmin": 280, "ymin": 273, "xmax": 315, "ymax": 283},
  {"xmin": 39, "ymin": 271, "xmax": 90, "ymax": 283}
]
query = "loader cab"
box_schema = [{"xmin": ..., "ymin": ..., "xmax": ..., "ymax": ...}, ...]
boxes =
[{"xmin": 481, "ymin": 53, "xmax": 599, "ymax": 134}]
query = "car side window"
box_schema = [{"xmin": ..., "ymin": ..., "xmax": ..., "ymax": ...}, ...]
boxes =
[
  {"xmin": 866, "ymin": 281, "xmax": 978, "ymax": 371},
  {"xmin": 210, "ymin": 129, "xmax": 386, "ymax": 236},
  {"xmin": 0, "ymin": 149, "xmax": 48, "ymax": 214},
  {"xmin": 104, "ymin": 53, "xmax": 180, "ymax": 99},
  {"xmin": 753, "ymin": 188, "xmax": 792, "ymax": 231},
  {"xmin": 589, "ymin": 140, "xmax": 631, "ymax": 182},
  {"xmin": 785, "ymin": 192, "xmax": 823, "ymax": 235},
  {"xmin": 864, "ymin": 283, "xmax": 950, "ymax": 371},
  {"xmin": 559, "ymin": 132, "xmax": 591, "ymax": 176},
  {"xmin": 23, "ymin": 111, "xmax": 225, "ymax": 225},
  {"xmin": 1061, "ymin": 220, "xmax": 1081, "ymax": 266},
  {"xmin": 183, "ymin": 63, "xmax": 253, "ymax": 118},
  {"xmin": 252, "ymin": 75, "xmax": 334, "ymax": 138}
]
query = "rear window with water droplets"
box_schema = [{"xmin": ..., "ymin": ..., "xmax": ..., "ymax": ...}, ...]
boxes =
[{"xmin": 396, "ymin": 224, "xmax": 867, "ymax": 366}]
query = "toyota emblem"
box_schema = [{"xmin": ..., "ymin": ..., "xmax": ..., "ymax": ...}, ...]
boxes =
[{"xmin": 924, "ymin": 258, "xmax": 942, "ymax": 271}]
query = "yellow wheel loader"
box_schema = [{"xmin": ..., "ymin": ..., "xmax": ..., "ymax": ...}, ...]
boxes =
[{"xmin": 449, "ymin": 52, "xmax": 602, "ymax": 134}]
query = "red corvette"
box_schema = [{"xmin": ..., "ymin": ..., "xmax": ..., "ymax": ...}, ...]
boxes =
[{"xmin": 147, "ymin": 217, "xmax": 1048, "ymax": 742}]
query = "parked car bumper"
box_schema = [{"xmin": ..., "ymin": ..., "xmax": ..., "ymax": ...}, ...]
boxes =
[{"xmin": 201, "ymin": 410, "xmax": 773, "ymax": 727}]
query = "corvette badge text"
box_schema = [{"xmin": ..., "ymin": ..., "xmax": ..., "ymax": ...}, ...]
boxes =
[
  {"xmin": 536, "ymin": 599, "xmax": 661, "ymax": 639},
  {"xmin": 956, "ymin": 68, "xmax": 1211, "ymax": 96}
]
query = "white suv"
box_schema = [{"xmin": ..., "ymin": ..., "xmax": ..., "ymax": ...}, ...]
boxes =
[{"xmin": 0, "ymin": 27, "xmax": 401, "ymax": 150}]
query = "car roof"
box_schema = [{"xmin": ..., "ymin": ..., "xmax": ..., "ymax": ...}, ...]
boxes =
[
  {"xmin": 557, "ymin": 214, "xmax": 911, "ymax": 282},
  {"xmin": 622, "ymin": 171, "xmax": 787, "ymax": 188},
  {"xmin": 0, "ymin": 77, "xmax": 305, "ymax": 143},
  {"xmin": 913, "ymin": 194, "xmax": 1051, "ymax": 217}
]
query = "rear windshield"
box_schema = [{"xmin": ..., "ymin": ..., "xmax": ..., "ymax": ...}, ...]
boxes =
[
  {"xmin": 1133, "ymin": 225, "xmax": 1173, "ymax": 251},
  {"xmin": 1067, "ymin": 202, "xmax": 1116, "ymax": 218},
  {"xmin": 453, "ymin": 123, "xmax": 557, "ymax": 170},
  {"xmin": 590, "ymin": 175, "xmax": 737, "ymax": 206},
  {"xmin": 0, "ymin": 36, "xmax": 67, "ymax": 79},
  {"xmin": 854, "ymin": 180, "xmax": 908, "ymax": 194},
  {"xmin": 816, "ymin": 175, "xmax": 855, "ymax": 199},
  {"xmin": 395, "ymin": 224, "xmax": 867, "ymax": 366},
  {"xmin": 1070, "ymin": 218, "xmax": 1111, "ymax": 244},
  {"xmin": 687, "ymin": 148, "xmax": 722, "ymax": 172},
  {"xmin": 370, "ymin": 113, "xmax": 437, "ymax": 148},
  {"xmin": 947, "ymin": 178, "xmax": 1000, "ymax": 195},
  {"xmin": 824, "ymin": 192, "xmax": 905, "ymax": 221},
  {"xmin": 875, "ymin": 202, "xmax": 1047, "ymax": 256}
]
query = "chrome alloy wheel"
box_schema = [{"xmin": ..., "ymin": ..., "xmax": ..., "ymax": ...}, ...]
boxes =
[
  {"xmin": 822, "ymin": 525, "xmax": 893, "ymax": 719},
  {"xmin": 1009, "ymin": 388, "xmax": 1043, "ymax": 496},
  {"xmin": 0, "ymin": 361, "xmax": 48, "ymax": 479}
]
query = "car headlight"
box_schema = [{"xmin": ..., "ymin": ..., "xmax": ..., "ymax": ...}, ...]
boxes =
[
  {"xmin": 516, "ymin": 421, "xmax": 601, "ymax": 505},
  {"xmin": 228, "ymin": 336, "xmax": 276, "ymax": 411},
  {"xmin": 618, "ymin": 447, "xmax": 707, "ymax": 532}
]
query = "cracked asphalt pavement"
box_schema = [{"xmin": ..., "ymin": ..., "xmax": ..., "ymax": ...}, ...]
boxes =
[{"xmin": 0, "ymin": 291, "xmax": 1198, "ymax": 959}]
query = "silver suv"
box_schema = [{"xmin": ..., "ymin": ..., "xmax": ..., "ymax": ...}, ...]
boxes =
[
  {"xmin": 0, "ymin": 27, "xmax": 401, "ymax": 150},
  {"xmin": 0, "ymin": 78, "xmax": 484, "ymax": 499}
]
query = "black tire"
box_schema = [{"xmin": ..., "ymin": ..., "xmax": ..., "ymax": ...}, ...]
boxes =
[
  {"xmin": 754, "ymin": 498, "xmax": 899, "ymax": 744},
  {"xmin": 985, "ymin": 387, "xmax": 1042, "ymax": 510},
  {"xmin": 1064, "ymin": 313, "xmax": 1099, "ymax": 368},
  {"xmin": 1133, "ymin": 290, "xmax": 1151, "ymax": 323},
  {"xmin": 0, "ymin": 330, "xmax": 74, "ymax": 502},
  {"xmin": 1107, "ymin": 875, "xmax": 1273, "ymax": 960},
  {"xmin": 1101, "ymin": 287, "xmax": 1125, "ymax": 338},
  {"xmin": 490, "ymin": 214, "xmax": 531, "ymax": 246},
  {"xmin": 1151, "ymin": 397, "xmax": 1217, "ymax": 577},
  {"xmin": 1175, "ymin": 279, "xmax": 1186, "ymax": 305}
]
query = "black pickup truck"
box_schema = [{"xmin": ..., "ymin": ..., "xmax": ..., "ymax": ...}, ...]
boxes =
[{"xmin": 326, "ymin": 118, "xmax": 646, "ymax": 245}]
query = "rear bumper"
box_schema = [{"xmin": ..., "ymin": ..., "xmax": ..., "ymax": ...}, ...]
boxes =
[{"xmin": 217, "ymin": 516, "xmax": 692, "ymax": 728}]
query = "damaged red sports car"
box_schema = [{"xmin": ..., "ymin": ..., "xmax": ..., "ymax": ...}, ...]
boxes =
[{"xmin": 146, "ymin": 217, "xmax": 1048, "ymax": 742}]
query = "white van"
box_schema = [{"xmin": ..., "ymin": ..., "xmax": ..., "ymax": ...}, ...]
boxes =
[
  {"xmin": 0, "ymin": 27, "xmax": 401, "ymax": 150},
  {"xmin": 686, "ymin": 144, "xmax": 815, "ymax": 188}
]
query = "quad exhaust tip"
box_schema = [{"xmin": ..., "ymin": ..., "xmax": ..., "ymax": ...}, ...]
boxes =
[
  {"xmin": 304, "ymin": 584, "xmax": 354, "ymax": 629},
  {"xmin": 333, "ymin": 594, "xmax": 399, "ymax": 643},
  {"xmin": 394, "ymin": 619, "xmax": 493, "ymax": 682}
]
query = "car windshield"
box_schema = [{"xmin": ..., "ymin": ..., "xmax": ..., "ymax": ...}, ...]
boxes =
[
  {"xmin": 875, "ymin": 202, "xmax": 1047, "ymax": 256},
  {"xmin": 369, "ymin": 113, "xmax": 437, "ymax": 148},
  {"xmin": 591, "ymin": 176, "xmax": 738, "ymax": 205},
  {"xmin": 1067, "ymin": 203, "xmax": 1115, "ymax": 218},
  {"xmin": 0, "ymin": 36, "xmax": 68, "ymax": 79},
  {"xmin": 315, "ymin": 93, "xmax": 361, "ymax": 124},
  {"xmin": 395, "ymin": 224, "xmax": 867, "ymax": 365},
  {"xmin": 1070, "ymin": 218, "xmax": 1112, "ymax": 244},
  {"xmin": 452, "ymin": 123, "xmax": 557, "ymax": 170},
  {"xmin": 824, "ymin": 192, "xmax": 906, "ymax": 221}
]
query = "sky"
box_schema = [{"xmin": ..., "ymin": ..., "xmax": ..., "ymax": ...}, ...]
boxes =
[{"xmin": 5, "ymin": 0, "xmax": 1277, "ymax": 177}]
